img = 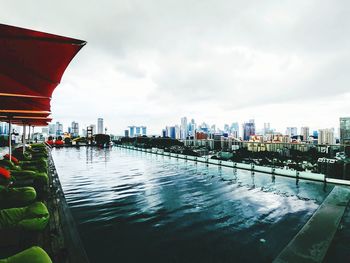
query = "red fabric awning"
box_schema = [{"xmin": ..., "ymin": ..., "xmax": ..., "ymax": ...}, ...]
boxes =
[
  {"xmin": 1, "ymin": 96, "xmax": 50, "ymax": 111},
  {"xmin": 0, "ymin": 23, "xmax": 86, "ymax": 98},
  {"xmin": 0, "ymin": 23, "xmax": 86, "ymax": 126}
]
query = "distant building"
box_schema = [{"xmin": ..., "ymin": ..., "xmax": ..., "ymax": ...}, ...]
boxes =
[
  {"xmin": 263, "ymin": 123, "xmax": 271, "ymax": 135},
  {"xmin": 48, "ymin": 124, "xmax": 56, "ymax": 136},
  {"xmin": 89, "ymin": 124, "xmax": 96, "ymax": 135},
  {"xmin": 230, "ymin": 122, "xmax": 239, "ymax": 137},
  {"xmin": 55, "ymin": 122, "xmax": 63, "ymax": 136},
  {"xmin": 124, "ymin": 130, "xmax": 129, "ymax": 137},
  {"xmin": 188, "ymin": 119, "xmax": 196, "ymax": 137},
  {"xmin": 301, "ymin": 127, "xmax": 310, "ymax": 142},
  {"xmin": 162, "ymin": 129, "xmax": 167, "ymax": 138},
  {"xmin": 318, "ymin": 129, "xmax": 335, "ymax": 145},
  {"xmin": 340, "ymin": 117, "xmax": 350, "ymax": 144},
  {"xmin": 180, "ymin": 117, "xmax": 188, "ymax": 139},
  {"xmin": 71, "ymin": 121, "xmax": 79, "ymax": 137},
  {"xmin": 174, "ymin": 125, "xmax": 180, "ymax": 139},
  {"xmin": 41, "ymin": 127, "xmax": 49, "ymax": 136},
  {"xmin": 128, "ymin": 126, "xmax": 147, "ymax": 137},
  {"xmin": 286, "ymin": 127, "xmax": 297, "ymax": 137},
  {"xmin": 243, "ymin": 120, "xmax": 255, "ymax": 141},
  {"xmin": 97, "ymin": 118, "xmax": 104, "ymax": 134}
]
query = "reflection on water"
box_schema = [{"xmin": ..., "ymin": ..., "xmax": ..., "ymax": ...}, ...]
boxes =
[{"xmin": 52, "ymin": 147, "xmax": 333, "ymax": 263}]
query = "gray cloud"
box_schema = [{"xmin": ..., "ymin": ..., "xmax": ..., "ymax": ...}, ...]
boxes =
[{"xmin": 2, "ymin": 0, "xmax": 350, "ymax": 134}]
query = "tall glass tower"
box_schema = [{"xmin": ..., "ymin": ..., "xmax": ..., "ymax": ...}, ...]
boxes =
[
  {"xmin": 97, "ymin": 118, "xmax": 104, "ymax": 134},
  {"xmin": 340, "ymin": 117, "xmax": 350, "ymax": 144}
]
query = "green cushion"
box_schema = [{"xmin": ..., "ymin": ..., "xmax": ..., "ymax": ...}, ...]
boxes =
[
  {"xmin": 0, "ymin": 202, "xmax": 49, "ymax": 231},
  {"xmin": 0, "ymin": 246, "xmax": 52, "ymax": 263},
  {"xmin": 9, "ymin": 170, "xmax": 48, "ymax": 184},
  {"xmin": 0, "ymin": 186, "xmax": 36, "ymax": 209}
]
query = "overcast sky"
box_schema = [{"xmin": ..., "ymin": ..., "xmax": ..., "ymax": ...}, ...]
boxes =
[{"xmin": 2, "ymin": 0, "xmax": 350, "ymax": 135}]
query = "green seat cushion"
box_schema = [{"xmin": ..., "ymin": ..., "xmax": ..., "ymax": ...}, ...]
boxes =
[
  {"xmin": 9, "ymin": 170, "xmax": 48, "ymax": 184},
  {"xmin": 0, "ymin": 186, "xmax": 36, "ymax": 208},
  {"xmin": 0, "ymin": 202, "xmax": 49, "ymax": 231},
  {"xmin": 0, "ymin": 246, "xmax": 52, "ymax": 263},
  {"xmin": 0, "ymin": 160, "xmax": 21, "ymax": 171}
]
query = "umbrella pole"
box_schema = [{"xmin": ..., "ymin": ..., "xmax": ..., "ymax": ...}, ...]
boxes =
[
  {"xmin": 28, "ymin": 125, "xmax": 31, "ymax": 142},
  {"xmin": 23, "ymin": 124, "xmax": 26, "ymax": 154},
  {"xmin": 8, "ymin": 119, "xmax": 12, "ymax": 161}
]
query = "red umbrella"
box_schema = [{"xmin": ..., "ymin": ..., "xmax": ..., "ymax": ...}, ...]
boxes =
[{"xmin": 0, "ymin": 23, "xmax": 86, "ymax": 156}]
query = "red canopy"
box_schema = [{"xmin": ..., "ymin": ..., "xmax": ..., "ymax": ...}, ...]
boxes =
[{"xmin": 0, "ymin": 23, "xmax": 86, "ymax": 126}]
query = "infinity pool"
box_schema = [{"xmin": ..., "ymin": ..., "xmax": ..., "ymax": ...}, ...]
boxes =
[{"xmin": 52, "ymin": 147, "xmax": 333, "ymax": 263}]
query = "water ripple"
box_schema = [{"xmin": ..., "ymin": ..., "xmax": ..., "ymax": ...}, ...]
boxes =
[{"xmin": 52, "ymin": 147, "xmax": 333, "ymax": 263}]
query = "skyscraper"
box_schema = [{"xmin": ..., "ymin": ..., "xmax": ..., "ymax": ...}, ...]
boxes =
[
  {"xmin": 71, "ymin": 121, "xmax": 79, "ymax": 137},
  {"xmin": 340, "ymin": 117, "xmax": 350, "ymax": 144},
  {"xmin": 141, "ymin": 126, "xmax": 147, "ymax": 136},
  {"xmin": 301, "ymin": 127, "xmax": 310, "ymax": 142},
  {"xmin": 286, "ymin": 127, "xmax": 298, "ymax": 137},
  {"xmin": 89, "ymin": 124, "xmax": 96, "ymax": 135},
  {"xmin": 128, "ymin": 126, "xmax": 146, "ymax": 137},
  {"xmin": 318, "ymin": 129, "xmax": 335, "ymax": 145},
  {"xmin": 55, "ymin": 122, "xmax": 63, "ymax": 136},
  {"xmin": 263, "ymin": 123, "xmax": 271, "ymax": 135},
  {"xmin": 243, "ymin": 120, "xmax": 255, "ymax": 141},
  {"xmin": 180, "ymin": 117, "xmax": 188, "ymax": 139},
  {"xmin": 48, "ymin": 124, "xmax": 56, "ymax": 136},
  {"xmin": 97, "ymin": 118, "xmax": 104, "ymax": 134},
  {"xmin": 189, "ymin": 119, "xmax": 196, "ymax": 137}
]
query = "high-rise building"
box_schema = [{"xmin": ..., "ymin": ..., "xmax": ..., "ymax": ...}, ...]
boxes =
[
  {"xmin": 164, "ymin": 126, "xmax": 176, "ymax": 139},
  {"xmin": 175, "ymin": 125, "xmax": 180, "ymax": 139},
  {"xmin": 263, "ymin": 123, "xmax": 271, "ymax": 135},
  {"xmin": 286, "ymin": 127, "xmax": 298, "ymax": 137},
  {"xmin": 340, "ymin": 117, "xmax": 350, "ymax": 144},
  {"xmin": 124, "ymin": 130, "xmax": 129, "ymax": 137},
  {"xmin": 224, "ymin": 124, "xmax": 230, "ymax": 133},
  {"xmin": 162, "ymin": 129, "xmax": 167, "ymax": 138},
  {"xmin": 41, "ymin": 128, "xmax": 49, "ymax": 136},
  {"xmin": 301, "ymin": 127, "xmax": 310, "ymax": 142},
  {"xmin": 55, "ymin": 122, "xmax": 63, "ymax": 136},
  {"xmin": 129, "ymin": 126, "xmax": 135, "ymax": 137},
  {"xmin": 89, "ymin": 124, "xmax": 96, "ymax": 135},
  {"xmin": 180, "ymin": 117, "xmax": 188, "ymax": 139},
  {"xmin": 128, "ymin": 126, "xmax": 147, "ymax": 137},
  {"xmin": 243, "ymin": 120, "xmax": 255, "ymax": 141},
  {"xmin": 71, "ymin": 121, "xmax": 79, "ymax": 137},
  {"xmin": 318, "ymin": 129, "xmax": 335, "ymax": 145},
  {"xmin": 48, "ymin": 124, "xmax": 56, "ymax": 136},
  {"xmin": 189, "ymin": 119, "xmax": 196, "ymax": 137},
  {"xmin": 136, "ymin": 126, "xmax": 141, "ymax": 135},
  {"xmin": 97, "ymin": 118, "xmax": 104, "ymax": 134}
]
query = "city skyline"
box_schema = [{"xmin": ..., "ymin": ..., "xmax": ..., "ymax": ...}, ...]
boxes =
[{"xmin": 2, "ymin": 1, "xmax": 350, "ymax": 135}]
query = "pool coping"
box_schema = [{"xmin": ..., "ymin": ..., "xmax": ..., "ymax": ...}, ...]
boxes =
[
  {"xmin": 48, "ymin": 150, "xmax": 90, "ymax": 263},
  {"xmin": 273, "ymin": 186, "xmax": 350, "ymax": 263}
]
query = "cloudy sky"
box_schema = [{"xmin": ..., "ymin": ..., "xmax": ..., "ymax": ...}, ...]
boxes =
[{"xmin": 2, "ymin": 0, "xmax": 350, "ymax": 135}]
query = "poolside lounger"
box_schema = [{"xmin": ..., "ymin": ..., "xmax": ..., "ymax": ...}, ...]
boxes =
[
  {"xmin": 0, "ymin": 202, "xmax": 49, "ymax": 231},
  {"xmin": 0, "ymin": 186, "xmax": 36, "ymax": 209},
  {"xmin": 0, "ymin": 246, "xmax": 52, "ymax": 263}
]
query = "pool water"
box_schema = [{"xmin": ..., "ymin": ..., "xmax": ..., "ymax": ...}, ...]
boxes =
[{"xmin": 52, "ymin": 147, "xmax": 333, "ymax": 263}]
